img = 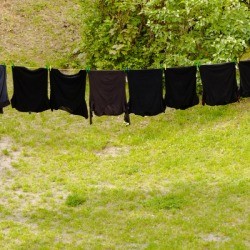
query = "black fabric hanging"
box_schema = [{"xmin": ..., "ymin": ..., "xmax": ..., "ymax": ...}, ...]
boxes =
[
  {"xmin": 164, "ymin": 66, "xmax": 199, "ymax": 109},
  {"xmin": 50, "ymin": 69, "xmax": 88, "ymax": 118},
  {"xmin": 0, "ymin": 65, "xmax": 10, "ymax": 114},
  {"xmin": 88, "ymin": 70, "xmax": 129, "ymax": 124},
  {"xmin": 239, "ymin": 60, "xmax": 250, "ymax": 97},
  {"xmin": 11, "ymin": 66, "xmax": 50, "ymax": 112},
  {"xmin": 127, "ymin": 69, "xmax": 165, "ymax": 116},
  {"xmin": 199, "ymin": 62, "xmax": 239, "ymax": 106}
]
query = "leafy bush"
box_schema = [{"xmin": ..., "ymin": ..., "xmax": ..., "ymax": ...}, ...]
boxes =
[{"xmin": 80, "ymin": 0, "xmax": 250, "ymax": 68}]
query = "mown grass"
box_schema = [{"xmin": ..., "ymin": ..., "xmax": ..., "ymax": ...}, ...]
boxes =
[{"xmin": 0, "ymin": 74, "xmax": 249, "ymax": 249}]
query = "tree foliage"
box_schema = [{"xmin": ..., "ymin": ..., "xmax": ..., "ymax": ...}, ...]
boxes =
[{"xmin": 80, "ymin": 0, "xmax": 250, "ymax": 69}]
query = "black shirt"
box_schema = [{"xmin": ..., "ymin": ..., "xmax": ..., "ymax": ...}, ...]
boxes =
[
  {"xmin": 0, "ymin": 65, "xmax": 10, "ymax": 113},
  {"xmin": 11, "ymin": 66, "xmax": 50, "ymax": 112},
  {"xmin": 239, "ymin": 60, "xmax": 250, "ymax": 97},
  {"xmin": 127, "ymin": 69, "xmax": 165, "ymax": 116},
  {"xmin": 50, "ymin": 69, "xmax": 88, "ymax": 118},
  {"xmin": 165, "ymin": 66, "xmax": 199, "ymax": 109},
  {"xmin": 89, "ymin": 70, "xmax": 129, "ymax": 123},
  {"xmin": 200, "ymin": 62, "xmax": 239, "ymax": 105}
]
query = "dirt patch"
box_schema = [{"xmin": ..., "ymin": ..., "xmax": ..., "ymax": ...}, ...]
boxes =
[
  {"xmin": 95, "ymin": 146, "xmax": 130, "ymax": 157},
  {"xmin": 201, "ymin": 233, "xmax": 230, "ymax": 243},
  {"xmin": 0, "ymin": 137, "xmax": 20, "ymax": 172}
]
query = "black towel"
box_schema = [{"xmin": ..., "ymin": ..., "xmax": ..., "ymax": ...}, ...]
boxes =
[
  {"xmin": 11, "ymin": 66, "xmax": 50, "ymax": 112},
  {"xmin": 88, "ymin": 70, "xmax": 129, "ymax": 124},
  {"xmin": 164, "ymin": 66, "xmax": 199, "ymax": 109},
  {"xmin": 0, "ymin": 65, "xmax": 10, "ymax": 113},
  {"xmin": 50, "ymin": 69, "xmax": 88, "ymax": 118},
  {"xmin": 239, "ymin": 60, "xmax": 250, "ymax": 97},
  {"xmin": 200, "ymin": 62, "xmax": 239, "ymax": 105},
  {"xmin": 127, "ymin": 69, "xmax": 165, "ymax": 116}
]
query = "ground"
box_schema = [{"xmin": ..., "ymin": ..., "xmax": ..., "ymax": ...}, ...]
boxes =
[{"xmin": 0, "ymin": 0, "xmax": 82, "ymax": 67}]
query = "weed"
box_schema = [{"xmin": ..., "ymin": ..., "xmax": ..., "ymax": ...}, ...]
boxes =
[
  {"xmin": 2, "ymin": 149, "xmax": 10, "ymax": 156},
  {"xmin": 144, "ymin": 194, "xmax": 186, "ymax": 210},
  {"xmin": 65, "ymin": 194, "xmax": 86, "ymax": 207}
]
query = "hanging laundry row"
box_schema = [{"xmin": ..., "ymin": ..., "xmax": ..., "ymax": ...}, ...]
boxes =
[{"xmin": 0, "ymin": 61, "xmax": 249, "ymax": 124}]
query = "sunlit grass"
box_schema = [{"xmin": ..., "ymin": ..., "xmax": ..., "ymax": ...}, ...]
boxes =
[{"xmin": 0, "ymin": 95, "xmax": 249, "ymax": 249}]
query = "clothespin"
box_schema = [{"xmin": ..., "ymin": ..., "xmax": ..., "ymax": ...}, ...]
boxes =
[
  {"xmin": 194, "ymin": 61, "xmax": 201, "ymax": 69},
  {"xmin": 232, "ymin": 58, "xmax": 238, "ymax": 65},
  {"xmin": 233, "ymin": 58, "xmax": 239, "ymax": 69},
  {"xmin": 45, "ymin": 64, "xmax": 52, "ymax": 71},
  {"xmin": 11, "ymin": 61, "xmax": 15, "ymax": 68},
  {"xmin": 86, "ymin": 67, "xmax": 90, "ymax": 73}
]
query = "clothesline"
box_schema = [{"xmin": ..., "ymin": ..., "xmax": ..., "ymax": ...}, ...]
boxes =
[
  {"xmin": 0, "ymin": 60, "xmax": 243, "ymax": 72},
  {"xmin": 0, "ymin": 62, "xmax": 250, "ymax": 124},
  {"xmin": 0, "ymin": 63, "xmax": 86, "ymax": 71}
]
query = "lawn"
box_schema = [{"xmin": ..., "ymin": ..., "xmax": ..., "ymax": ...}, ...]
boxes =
[{"xmin": 0, "ymin": 77, "xmax": 249, "ymax": 249}]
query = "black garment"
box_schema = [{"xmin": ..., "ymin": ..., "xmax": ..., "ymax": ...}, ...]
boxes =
[
  {"xmin": 164, "ymin": 66, "xmax": 199, "ymax": 109},
  {"xmin": 0, "ymin": 65, "xmax": 10, "ymax": 113},
  {"xmin": 50, "ymin": 69, "xmax": 88, "ymax": 118},
  {"xmin": 239, "ymin": 60, "xmax": 250, "ymax": 97},
  {"xmin": 11, "ymin": 66, "xmax": 50, "ymax": 112},
  {"xmin": 127, "ymin": 69, "xmax": 165, "ymax": 116},
  {"xmin": 199, "ymin": 62, "xmax": 239, "ymax": 105},
  {"xmin": 88, "ymin": 70, "xmax": 129, "ymax": 124}
]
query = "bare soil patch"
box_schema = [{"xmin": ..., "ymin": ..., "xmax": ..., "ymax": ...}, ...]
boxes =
[
  {"xmin": 95, "ymin": 145, "xmax": 130, "ymax": 157},
  {"xmin": 201, "ymin": 233, "xmax": 230, "ymax": 243},
  {"xmin": 0, "ymin": 137, "xmax": 20, "ymax": 172}
]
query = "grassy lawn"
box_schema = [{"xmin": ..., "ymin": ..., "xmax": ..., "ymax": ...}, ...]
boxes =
[{"xmin": 0, "ymin": 77, "xmax": 249, "ymax": 249}]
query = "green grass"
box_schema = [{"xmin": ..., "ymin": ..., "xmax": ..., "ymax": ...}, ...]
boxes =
[
  {"xmin": 66, "ymin": 194, "xmax": 87, "ymax": 207},
  {"xmin": 0, "ymin": 90, "xmax": 249, "ymax": 249}
]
